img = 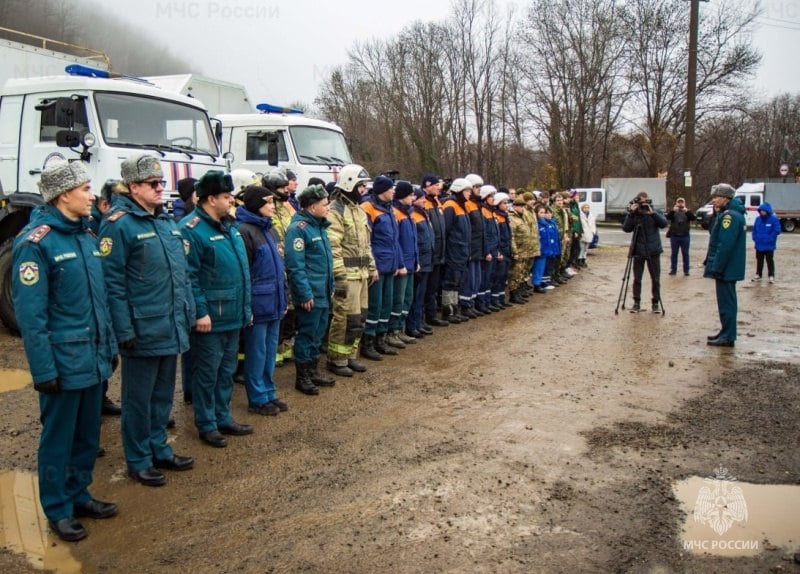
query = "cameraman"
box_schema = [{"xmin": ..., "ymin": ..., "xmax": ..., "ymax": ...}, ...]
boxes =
[
  {"xmin": 666, "ymin": 197, "xmax": 696, "ymax": 276},
  {"xmin": 622, "ymin": 191, "xmax": 668, "ymax": 313}
]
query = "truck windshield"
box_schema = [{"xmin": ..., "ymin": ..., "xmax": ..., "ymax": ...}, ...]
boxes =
[
  {"xmin": 289, "ymin": 126, "xmax": 352, "ymax": 165},
  {"xmin": 94, "ymin": 92, "xmax": 219, "ymax": 155}
]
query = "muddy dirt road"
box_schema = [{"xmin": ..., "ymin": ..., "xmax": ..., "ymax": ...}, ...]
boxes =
[{"xmin": 1, "ymin": 232, "xmax": 799, "ymax": 573}]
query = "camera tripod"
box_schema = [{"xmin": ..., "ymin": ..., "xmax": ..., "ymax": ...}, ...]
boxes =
[{"xmin": 615, "ymin": 220, "xmax": 665, "ymax": 316}]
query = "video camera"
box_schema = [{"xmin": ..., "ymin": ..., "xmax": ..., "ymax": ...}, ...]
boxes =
[{"xmin": 629, "ymin": 196, "xmax": 653, "ymax": 213}]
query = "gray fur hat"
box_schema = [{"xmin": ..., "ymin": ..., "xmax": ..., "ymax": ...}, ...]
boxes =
[
  {"xmin": 710, "ymin": 183, "xmax": 735, "ymax": 199},
  {"xmin": 38, "ymin": 161, "xmax": 91, "ymax": 203},
  {"xmin": 121, "ymin": 154, "xmax": 164, "ymax": 184}
]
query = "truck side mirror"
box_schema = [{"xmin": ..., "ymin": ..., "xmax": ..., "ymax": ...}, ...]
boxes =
[
  {"xmin": 56, "ymin": 130, "xmax": 81, "ymax": 148},
  {"xmin": 211, "ymin": 119, "xmax": 223, "ymax": 148}
]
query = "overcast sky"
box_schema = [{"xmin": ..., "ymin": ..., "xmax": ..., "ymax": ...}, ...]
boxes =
[{"xmin": 100, "ymin": 0, "xmax": 799, "ymax": 110}]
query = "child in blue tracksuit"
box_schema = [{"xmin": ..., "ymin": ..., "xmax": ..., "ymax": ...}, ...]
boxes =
[
  {"xmin": 751, "ymin": 202, "xmax": 781, "ymax": 283},
  {"xmin": 538, "ymin": 205, "xmax": 562, "ymax": 289}
]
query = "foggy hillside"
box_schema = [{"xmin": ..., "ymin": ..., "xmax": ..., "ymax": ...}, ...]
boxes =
[{"xmin": 0, "ymin": 0, "xmax": 194, "ymax": 75}]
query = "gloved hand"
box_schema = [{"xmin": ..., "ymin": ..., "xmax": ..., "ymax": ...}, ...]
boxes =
[
  {"xmin": 111, "ymin": 354, "xmax": 119, "ymax": 373},
  {"xmin": 334, "ymin": 276, "xmax": 347, "ymax": 299},
  {"xmin": 34, "ymin": 378, "xmax": 60, "ymax": 394},
  {"xmin": 119, "ymin": 338, "xmax": 137, "ymax": 350}
]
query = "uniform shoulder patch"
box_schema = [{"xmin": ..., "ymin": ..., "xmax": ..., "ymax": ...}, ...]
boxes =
[
  {"xmin": 107, "ymin": 210, "xmax": 127, "ymax": 222},
  {"xmin": 184, "ymin": 216, "xmax": 201, "ymax": 229},
  {"xmin": 99, "ymin": 237, "xmax": 113, "ymax": 256},
  {"xmin": 25, "ymin": 225, "xmax": 51, "ymax": 243},
  {"xmin": 721, "ymin": 214, "xmax": 732, "ymax": 230},
  {"xmin": 293, "ymin": 237, "xmax": 305, "ymax": 251},
  {"xmin": 297, "ymin": 221, "xmax": 307, "ymax": 229},
  {"xmin": 18, "ymin": 261, "xmax": 39, "ymax": 286}
]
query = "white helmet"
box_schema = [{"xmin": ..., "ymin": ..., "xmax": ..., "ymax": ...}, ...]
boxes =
[
  {"xmin": 465, "ymin": 173, "xmax": 484, "ymax": 187},
  {"xmin": 479, "ymin": 185, "xmax": 497, "ymax": 200},
  {"xmin": 337, "ymin": 164, "xmax": 371, "ymax": 193},
  {"xmin": 231, "ymin": 169, "xmax": 258, "ymax": 193},
  {"xmin": 449, "ymin": 178, "xmax": 472, "ymax": 193}
]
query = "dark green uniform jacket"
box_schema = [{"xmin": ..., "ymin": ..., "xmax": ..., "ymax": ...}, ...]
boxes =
[
  {"xmin": 181, "ymin": 207, "xmax": 251, "ymax": 332},
  {"xmin": 704, "ymin": 198, "xmax": 746, "ymax": 282},
  {"xmin": 13, "ymin": 206, "xmax": 115, "ymax": 388},
  {"xmin": 99, "ymin": 194, "xmax": 194, "ymax": 356},
  {"xmin": 284, "ymin": 210, "xmax": 334, "ymax": 308}
]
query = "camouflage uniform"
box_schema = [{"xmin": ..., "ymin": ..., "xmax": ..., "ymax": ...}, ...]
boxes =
[
  {"xmin": 326, "ymin": 193, "xmax": 376, "ymax": 368},
  {"xmin": 508, "ymin": 208, "xmax": 539, "ymax": 290}
]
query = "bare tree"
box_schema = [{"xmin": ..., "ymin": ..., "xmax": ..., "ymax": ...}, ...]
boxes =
[{"xmin": 520, "ymin": 0, "xmax": 628, "ymax": 188}]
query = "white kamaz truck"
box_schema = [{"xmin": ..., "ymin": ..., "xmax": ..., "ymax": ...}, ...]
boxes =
[{"xmin": 0, "ymin": 42, "xmax": 226, "ymax": 331}]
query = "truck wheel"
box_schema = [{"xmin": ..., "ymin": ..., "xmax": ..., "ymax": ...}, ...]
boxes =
[
  {"xmin": 0, "ymin": 238, "xmax": 20, "ymax": 334},
  {"xmin": 782, "ymin": 219, "xmax": 796, "ymax": 233}
]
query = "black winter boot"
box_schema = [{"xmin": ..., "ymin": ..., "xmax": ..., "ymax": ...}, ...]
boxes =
[
  {"xmin": 361, "ymin": 335, "xmax": 384, "ymax": 361},
  {"xmin": 310, "ymin": 358, "xmax": 336, "ymax": 386},
  {"xmin": 375, "ymin": 334, "xmax": 399, "ymax": 355},
  {"xmin": 295, "ymin": 363, "xmax": 320, "ymax": 395}
]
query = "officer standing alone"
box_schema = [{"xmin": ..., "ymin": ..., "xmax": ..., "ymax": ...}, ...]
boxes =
[
  {"xmin": 13, "ymin": 161, "xmax": 118, "ymax": 541},
  {"xmin": 704, "ymin": 184, "xmax": 746, "ymax": 347}
]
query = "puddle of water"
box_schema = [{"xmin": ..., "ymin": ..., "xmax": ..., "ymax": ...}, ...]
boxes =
[
  {"xmin": 0, "ymin": 471, "xmax": 82, "ymax": 573},
  {"xmin": 674, "ymin": 474, "xmax": 800, "ymax": 557},
  {"xmin": 0, "ymin": 369, "xmax": 31, "ymax": 393}
]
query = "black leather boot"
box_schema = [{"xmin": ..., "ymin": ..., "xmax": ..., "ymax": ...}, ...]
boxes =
[
  {"xmin": 295, "ymin": 363, "xmax": 320, "ymax": 395},
  {"xmin": 361, "ymin": 335, "xmax": 384, "ymax": 361},
  {"xmin": 375, "ymin": 334, "xmax": 398, "ymax": 355},
  {"xmin": 310, "ymin": 358, "xmax": 336, "ymax": 386}
]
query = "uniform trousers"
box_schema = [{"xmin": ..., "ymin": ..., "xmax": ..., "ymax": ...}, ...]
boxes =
[
  {"xmin": 459, "ymin": 260, "xmax": 481, "ymax": 308},
  {"xmin": 479, "ymin": 258, "xmax": 495, "ymax": 308},
  {"xmin": 490, "ymin": 258, "xmax": 509, "ymax": 304},
  {"xmin": 408, "ymin": 271, "xmax": 429, "ymax": 331},
  {"xmin": 121, "ymin": 355, "xmax": 176, "ymax": 471},
  {"xmin": 243, "ymin": 319, "xmax": 281, "ymax": 407},
  {"xmin": 38, "ymin": 384, "xmax": 102, "ymax": 521},
  {"xmin": 389, "ymin": 274, "xmax": 413, "ymax": 332},
  {"xmin": 365, "ymin": 273, "xmax": 394, "ymax": 336},
  {"xmin": 715, "ymin": 280, "xmax": 738, "ymax": 341},
  {"xmin": 327, "ymin": 275, "xmax": 368, "ymax": 364},
  {"xmin": 294, "ymin": 305, "xmax": 330, "ymax": 363},
  {"xmin": 191, "ymin": 330, "xmax": 239, "ymax": 433},
  {"xmin": 423, "ymin": 264, "xmax": 443, "ymax": 321}
]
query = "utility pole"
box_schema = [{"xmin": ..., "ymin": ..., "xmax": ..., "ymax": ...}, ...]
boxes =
[{"xmin": 683, "ymin": 0, "xmax": 707, "ymax": 198}]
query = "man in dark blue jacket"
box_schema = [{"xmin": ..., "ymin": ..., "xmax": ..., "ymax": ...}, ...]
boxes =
[
  {"xmin": 408, "ymin": 186, "xmax": 435, "ymax": 337},
  {"xmin": 442, "ymin": 178, "xmax": 473, "ymax": 323},
  {"xmin": 101, "ymin": 154, "xmax": 195, "ymax": 485},
  {"xmin": 361, "ymin": 176, "xmax": 403, "ymax": 354},
  {"xmin": 389, "ymin": 181, "xmax": 419, "ymax": 347},
  {"xmin": 181, "ymin": 171, "xmax": 253, "ymax": 448},
  {"xmin": 13, "ymin": 161, "xmax": 118, "ymax": 541},
  {"xmin": 622, "ymin": 191, "xmax": 668, "ymax": 313},
  {"xmin": 421, "ymin": 174, "xmax": 449, "ymax": 327},
  {"xmin": 236, "ymin": 185, "xmax": 289, "ymax": 415}
]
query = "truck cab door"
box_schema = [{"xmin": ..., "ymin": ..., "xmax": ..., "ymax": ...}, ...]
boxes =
[
  {"xmin": 0, "ymin": 95, "xmax": 24, "ymax": 194},
  {"xmin": 19, "ymin": 94, "xmax": 90, "ymax": 194}
]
